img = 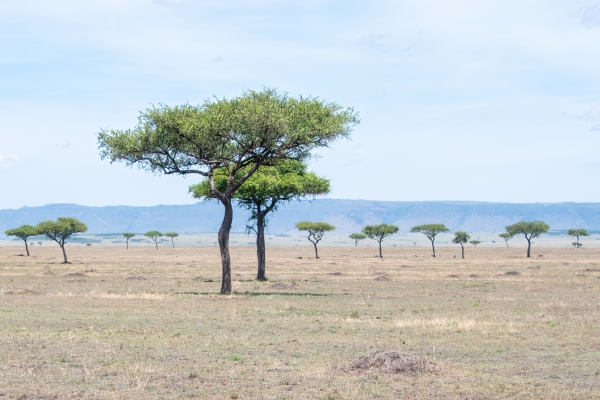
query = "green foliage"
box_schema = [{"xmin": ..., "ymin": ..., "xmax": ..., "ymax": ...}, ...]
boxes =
[
  {"xmin": 97, "ymin": 88, "xmax": 358, "ymax": 198},
  {"xmin": 123, "ymin": 233, "xmax": 135, "ymax": 239},
  {"xmin": 189, "ymin": 159, "xmax": 330, "ymax": 222},
  {"xmin": 165, "ymin": 232, "xmax": 179, "ymax": 238},
  {"xmin": 362, "ymin": 224, "xmax": 399, "ymax": 242},
  {"xmin": 452, "ymin": 231, "xmax": 471, "ymax": 244},
  {"xmin": 349, "ymin": 233, "xmax": 367, "ymax": 245},
  {"xmin": 36, "ymin": 218, "xmax": 88, "ymax": 245},
  {"xmin": 144, "ymin": 231, "xmax": 162, "ymax": 240},
  {"xmin": 572, "ymin": 242, "xmax": 583, "ymax": 248},
  {"xmin": 499, "ymin": 232, "xmax": 513, "ymax": 240},
  {"xmin": 469, "ymin": 240, "xmax": 481, "ymax": 247},
  {"xmin": 296, "ymin": 221, "xmax": 335, "ymax": 243},
  {"xmin": 505, "ymin": 221, "xmax": 550, "ymax": 239},
  {"xmin": 5, "ymin": 225, "xmax": 37, "ymax": 241},
  {"xmin": 568, "ymin": 229, "xmax": 589, "ymax": 237},
  {"xmin": 410, "ymin": 224, "xmax": 450, "ymax": 240}
]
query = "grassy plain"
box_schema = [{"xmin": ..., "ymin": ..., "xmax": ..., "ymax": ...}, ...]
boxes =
[{"xmin": 1, "ymin": 244, "xmax": 599, "ymax": 399}]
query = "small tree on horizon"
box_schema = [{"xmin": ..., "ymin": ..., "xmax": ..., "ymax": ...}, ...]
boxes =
[
  {"xmin": 499, "ymin": 232, "xmax": 513, "ymax": 247},
  {"xmin": 123, "ymin": 233, "xmax": 135, "ymax": 249},
  {"xmin": 165, "ymin": 232, "xmax": 179, "ymax": 248},
  {"xmin": 5, "ymin": 225, "xmax": 38, "ymax": 256},
  {"xmin": 452, "ymin": 231, "xmax": 470, "ymax": 259},
  {"xmin": 349, "ymin": 233, "xmax": 367, "ymax": 247},
  {"xmin": 295, "ymin": 222, "xmax": 335, "ymax": 259},
  {"xmin": 568, "ymin": 229, "xmax": 589, "ymax": 249},
  {"xmin": 144, "ymin": 231, "xmax": 163, "ymax": 250},
  {"xmin": 410, "ymin": 224, "xmax": 450, "ymax": 258},
  {"xmin": 470, "ymin": 240, "xmax": 481, "ymax": 247},
  {"xmin": 362, "ymin": 224, "xmax": 399, "ymax": 258},
  {"xmin": 505, "ymin": 221, "xmax": 550, "ymax": 258},
  {"xmin": 36, "ymin": 218, "xmax": 88, "ymax": 263}
]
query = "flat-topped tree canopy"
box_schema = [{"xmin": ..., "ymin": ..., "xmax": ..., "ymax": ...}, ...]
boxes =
[
  {"xmin": 505, "ymin": 221, "xmax": 550, "ymax": 257},
  {"xmin": 410, "ymin": 224, "xmax": 450, "ymax": 257},
  {"xmin": 97, "ymin": 88, "xmax": 358, "ymax": 294},
  {"xmin": 36, "ymin": 218, "xmax": 87, "ymax": 263},
  {"xmin": 5, "ymin": 225, "xmax": 38, "ymax": 256},
  {"xmin": 362, "ymin": 223, "xmax": 399, "ymax": 258}
]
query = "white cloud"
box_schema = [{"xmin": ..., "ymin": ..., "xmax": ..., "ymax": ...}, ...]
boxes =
[
  {"xmin": 578, "ymin": 4, "xmax": 600, "ymax": 28},
  {"xmin": 0, "ymin": 153, "xmax": 19, "ymax": 169},
  {"xmin": 573, "ymin": 106, "xmax": 600, "ymax": 131}
]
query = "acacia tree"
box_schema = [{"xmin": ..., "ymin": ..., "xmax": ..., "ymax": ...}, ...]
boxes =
[
  {"xmin": 505, "ymin": 221, "xmax": 550, "ymax": 258},
  {"xmin": 36, "ymin": 218, "xmax": 88, "ymax": 263},
  {"xmin": 452, "ymin": 231, "xmax": 470, "ymax": 259},
  {"xmin": 5, "ymin": 225, "xmax": 37, "ymax": 256},
  {"xmin": 191, "ymin": 160, "xmax": 329, "ymax": 281},
  {"xmin": 165, "ymin": 232, "xmax": 179, "ymax": 248},
  {"xmin": 98, "ymin": 88, "xmax": 358, "ymax": 294},
  {"xmin": 349, "ymin": 233, "xmax": 367, "ymax": 247},
  {"xmin": 410, "ymin": 224, "xmax": 450, "ymax": 258},
  {"xmin": 499, "ymin": 232, "xmax": 513, "ymax": 247},
  {"xmin": 568, "ymin": 229, "xmax": 589, "ymax": 249},
  {"xmin": 123, "ymin": 232, "xmax": 135, "ymax": 249},
  {"xmin": 296, "ymin": 222, "xmax": 335, "ymax": 259},
  {"xmin": 145, "ymin": 231, "xmax": 162, "ymax": 249},
  {"xmin": 470, "ymin": 240, "xmax": 481, "ymax": 247},
  {"xmin": 362, "ymin": 224, "xmax": 399, "ymax": 258}
]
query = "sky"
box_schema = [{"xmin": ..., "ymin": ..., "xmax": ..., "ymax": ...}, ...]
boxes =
[{"xmin": 1, "ymin": 0, "xmax": 600, "ymax": 209}]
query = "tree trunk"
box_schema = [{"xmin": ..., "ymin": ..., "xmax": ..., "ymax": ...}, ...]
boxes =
[
  {"xmin": 126, "ymin": 239, "xmax": 129, "ymax": 249},
  {"xmin": 431, "ymin": 240, "xmax": 436, "ymax": 257},
  {"xmin": 256, "ymin": 210, "xmax": 267, "ymax": 281},
  {"xmin": 526, "ymin": 237, "xmax": 531, "ymax": 258},
  {"xmin": 60, "ymin": 243, "xmax": 68, "ymax": 263},
  {"xmin": 461, "ymin": 243, "xmax": 464, "ymax": 259},
  {"xmin": 171, "ymin": 238, "xmax": 175, "ymax": 248},
  {"xmin": 576, "ymin": 235, "xmax": 580, "ymax": 249},
  {"xmin": 155, "ymin": 240, "xmax": 158, "ymax": 250},
  {"xmin": 24, "ymin": 240, "xmax": 30, "ymax": 256},
  {"xmin": 505, "ymin": 241, "xmax": 508, "ymax": 248},
  {"xmin": 218, "ymin": 199, "xmax": 234, "ymax": 294},
  {"xmin": 378, "ymin": 240, "xmax": 383, "ymax": 258},
  {"xmin": 313, "ymin": 243, "xmax": 319, "ymax": 259},
  {"xmin": 355, "ymin": 240, "xmax": 358, "ymax": 247}
]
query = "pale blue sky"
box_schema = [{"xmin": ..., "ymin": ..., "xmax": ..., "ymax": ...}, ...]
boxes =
[{"xmin": 1, "ymin": 0, "xmax": 600, "ymax": 209}]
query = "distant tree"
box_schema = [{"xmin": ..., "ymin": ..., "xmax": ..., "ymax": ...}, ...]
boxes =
[
  {"xmin": 349, "ymin": 233, "xmax": 367, "ymax": 247},
  {"xmin": 452, "ymin": 231, "xmax": 470, "ymax": 258},
  {"xmin": 505, "ymin": 221, "xmax": 550, "ymax": 258},
  {"xmin": 98, "ymin": 88, "xmax": 358, "ymax": 294},
  {"xmin": 123, "ymin": 233, "xmax": 135, "ymax": 249},
  {"xmin": 5, "ymin": 225, "xmax": 37, "ymax": 256},
  {"xmin": 572, "ymin": 242, "xmax": 582, "ymax": 248},
  {"xmin": 295, "ymin": 222, "xmax": 336, "ymax": 259},
  {"xmin": 38, "ymin": 241, "xmax": 42, "ymax": 246},
  {"xmin": 190, "ymin": 159, "xmax": 330, "ymax": 281},
  {"xmin": 410, "ymin": 224, "xmax": 450, "ymax": 258},
  {"xmin": 36, "ymin": 218, "xmax": 88, "ymax": 263},
  {"xmin": 362, "ymin": 224, "xmax": 399, "ymax": 258},
  {"xmin": 568, "ymin": 229, "xmax": 589, "ymax": 249},
  {"xmin": 499, "ymin": 232, "xmax": 513, "ymax": 247},
  {"xmin": 165, "ymin": 232, "xmax": 179, "ymax": 248},
  {"xmin": 144, "ymin": 231, "xmax": 163, "ymax": 250},
  {"xmin": 469, "ymin": 240, "xmax": 481, "ymax": 247}
]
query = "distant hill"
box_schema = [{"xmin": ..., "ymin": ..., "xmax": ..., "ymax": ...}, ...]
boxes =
[{"xmin": 1, "ymin": 200, "xmax": 600, "ymax": 236}]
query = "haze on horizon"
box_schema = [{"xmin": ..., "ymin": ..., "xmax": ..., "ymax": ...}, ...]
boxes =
[{"xmin": 1, "ymin": 1, "xmax": 600, "ymax": 210}]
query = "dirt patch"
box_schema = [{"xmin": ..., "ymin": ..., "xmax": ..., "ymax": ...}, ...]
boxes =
[
  {"xmin": 447, "ymin": 274, "xmax": 459, "ymax": 278},
  {"xmin": 584, "ymin": 268, "xmax": 600, "ymax": 272},
  {"xmin": 270, "ymin": 282, "xmax": 298, "ymax": 289},
  {"xmin": 527, "ymin": 266, "xmax": 540, "ymax": 269},
  {"xmin": 469, "ymin": 274, "xmax": 480, "ymax": 278},
  {"xmin": 347, "ymin": 351, "xmax": 439, "ymax": 375},
  {"xmin": 504, "ymin": 271, "xmax": 520, "ymax": 275},
  {"xmin": 65, "ymin": 272, "xmax": 86, "ymax": 277},
  {"xmin": 328, "ymin": 272, "xmax": 343, "ymax": 276},
  {"xmin": 126, "ymin": 275, "xmax": 147, "ymax": 280},
  {"xmin": 574, "ymin": 273, "xmax": 587, "ymax": 277},
  {"xmin": 400, "ymin": 265, "xmax": 412, "ymax": 268},
  {"xmin": 43, "ymin": 271, "xmax": 55, "ymax": 275},
  {"xmin": 193, "ymin": 276, "xmax": 204, "ymax": 280},
  {"xmin": 375, "ymin": 275, "xmax": 390, "ymax": 281}
]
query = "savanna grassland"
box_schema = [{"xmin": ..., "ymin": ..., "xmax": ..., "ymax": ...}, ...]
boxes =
[{"xmin": 1, "ymin": 244, "xmax": 599, "ymax": 399}]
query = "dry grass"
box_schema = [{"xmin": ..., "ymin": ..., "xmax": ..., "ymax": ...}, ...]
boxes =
[{"xmin": 1, "ymin": 244, "xmax": 600, "ymax": 399}]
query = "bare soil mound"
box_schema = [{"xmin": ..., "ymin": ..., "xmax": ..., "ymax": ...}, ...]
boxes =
[
  {"xmin": 348, "ymin": 351, "xmax": 438, "ymax": 375},
  {"xmin": 126, "ymin": 275, "xmax": 147, "ymax": 280},
  {"xmin": 270, "ymin": 282, "xmax": 298, "ymax": 289},
  {"xmin": 504, "ymin": 271, "xmax": 520, "ymax": 276},
  {"xmin": 375, "ymin": 275, "xmax": 390, "ymax": 281}
]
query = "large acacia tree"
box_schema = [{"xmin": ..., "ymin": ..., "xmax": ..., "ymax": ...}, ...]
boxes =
[
  {"xmin": 568, "ymin": 229, "xmax": 589, "ymax": 249},
  {"xmin": 190, "ymin": 159, "xmax": 329, "ymax": 281},
  {"xmin": 362, "ymin": 223, "xmax": 399, "ymax": 258},
  {"xmin": 36, "ymin": 218, "xmax": 88, "ymax": 263},
  {"xmin": 97, "ymin": 88, "xmax": 358, "ymax": 294},
  {"xmin": 505, "ymin": 221, "xmax": 550, "ymax": 257}
]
